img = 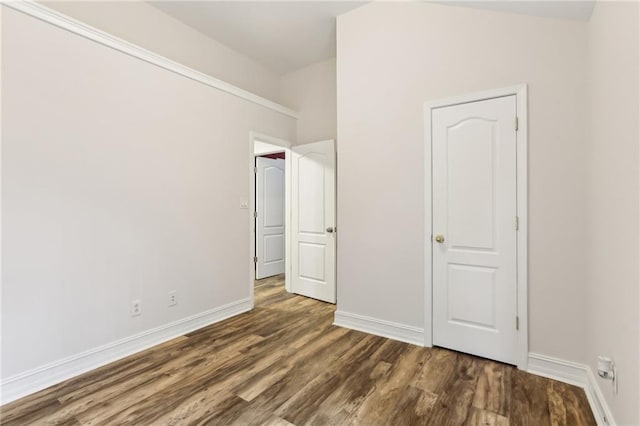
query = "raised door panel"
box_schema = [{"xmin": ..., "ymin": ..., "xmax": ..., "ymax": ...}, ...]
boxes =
[
  {"xmin": 447, "ymin": 119, "xmax": 496, "ymax": 252},
  {"xmin": 298, "ymin": 154, "xmax": 326, "ymax": 235},
  {"xmin": 447, "ymin": 264, "xmax": 497, "ymax": 330},
  {"xmin": 264, "ymin": 166, "xmax": 285, "ymax": 228}
]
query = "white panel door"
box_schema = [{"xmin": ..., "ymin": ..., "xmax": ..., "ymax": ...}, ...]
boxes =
[
  {"xmin": 291, "ymin": 140, "xmax": 336, "ymax": 303},
  {"xmin": 256, "ymin": 157, "xmax": 285, "ymax": 279},
  {"xmin": 432, "ymin": 95, "xmax": 518, "ymax": 365}
]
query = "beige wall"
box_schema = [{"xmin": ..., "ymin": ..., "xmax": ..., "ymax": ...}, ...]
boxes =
[
  {"xmin": 1, "ymin": 6, "xmax": 295, "ymax": 379},
  {"xmin": 279, "ymin": 58, "xmax": 337, "ymax": 144},
  {"xmin": 586, "ymin": 2, "xmax": 639, "ymax": 424},
  {"xmin": 45, "ymin": 1, "xmax": 282, "ymax": 102},
  {"xmin": 336, "ymin": 2, "xmax": 589, "ymax": 362}
]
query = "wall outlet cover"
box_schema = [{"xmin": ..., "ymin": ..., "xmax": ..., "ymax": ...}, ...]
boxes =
[
  {"xmin": 168, "ymin": 291, "xmax": 177, "ymax": 307},
  {"xmin": 131, "ymin": 300, "xmax": 141, "ymax": 317}
]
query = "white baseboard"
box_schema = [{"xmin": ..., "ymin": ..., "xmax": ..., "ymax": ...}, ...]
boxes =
[
  {"xmin": 528, "ymin": 352, "xmax": 615, "ymax": 426},
  {"xmin": 528, "ymin": 352, "xmax": 588, "ymax": 387},
  {"xmin": 585, "ymin": 366, "xmax": 618, "ymax": 426},
  {"xmin": 333, "ymin": 311, "xmax": 424, "ymax": 346},
  {"xmin": 0, "ymin": 298, "xmax": 252, "ymax": 405}
]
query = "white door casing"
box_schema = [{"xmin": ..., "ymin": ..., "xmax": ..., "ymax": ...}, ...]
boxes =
[
  {"xmin": 431, "ymin": 94, "xmax": 519, "ymax": 365},
  {"xmin": 424, "ymin": 85, "xmax": 529, "ymax": 370},
  {"xmin": 291, "ymin": 140, "xmax": 336, "ymax": 304},
  {"xmin": 249, "ymin": 132, "xmax": 292, "ymax": 305},
  {"xmin": 256, "ymin": 157, "xmax": 285, "ymax": 279}
]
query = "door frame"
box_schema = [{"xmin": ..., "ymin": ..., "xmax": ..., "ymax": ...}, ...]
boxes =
[
  {"xmin": 249, "ymin": 132, "xmax": 292, "ymax": 308},
  {"xmin": 423, "ymin": 84, "xmax": 529, "ymax": 369}
]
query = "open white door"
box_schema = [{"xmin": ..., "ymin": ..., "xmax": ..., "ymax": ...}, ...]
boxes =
[
  {"xmin": 255, "ymin": 157, "xmax": 285, "ymax": 279},
  {"xmin": 291, "ymin": 140, "xmax": 336, "ymax": 303},
  {"xmin": 432, "ymin": 95, "xmax": 518, "ymax": 365}
]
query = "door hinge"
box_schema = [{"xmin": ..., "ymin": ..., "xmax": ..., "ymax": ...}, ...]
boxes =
[
  {"xmin": 253, "ymin": 256, "xmax": 258, "ymax": 263},
  {"xmin": 515, "ymin": 117, "xmax": 519, "ymax": 131},
  {"xmin": 254, "ymin": 166, "xmax": 257, "ymax": 173},
  {"xmin": 515, "ymin": 216, "xmax": 520, "ymax": 231},
  {"xmin": 516, "ymin": 316, "xmax": 520, "ymax": 330},
  {"xmin": 254, "ymin": 211, "xmax": 258, "ymax": 218}
]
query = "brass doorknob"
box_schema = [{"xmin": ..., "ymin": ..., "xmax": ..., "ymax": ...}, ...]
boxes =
[{"xmin": 435, "ymin": 235, "xmax": 445, "ymax": 243}]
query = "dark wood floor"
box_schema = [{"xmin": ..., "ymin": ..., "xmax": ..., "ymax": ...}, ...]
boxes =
[{"xmin": 1, "ymin": 274, "xmax": 595, "ymax": 425}]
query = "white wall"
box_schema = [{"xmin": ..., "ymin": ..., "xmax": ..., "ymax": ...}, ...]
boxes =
[
  {"xmin": 586, "ymin": 2, "xmax": 639, "ymax": 424},
  {"xmin": 336, "ymin": 3, "xmax": 589, "ymax": 363},
  {"xmin": 279, "ymin": 58, "xmax": 337, "ymax": 144},
  {"xmin": 254, "ymin": 141, "xmax": 285, "ymax": 156},
  {"xmin": 45, "ymin": 1, "xmax": 282, "ymax": 102},
  {"xmin": 1, "ymin": 6, "xmax": 295, "ymax": 381}
]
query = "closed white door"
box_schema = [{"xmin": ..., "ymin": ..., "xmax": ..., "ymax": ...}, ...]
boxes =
[
  {"xmin": 432, "ymin": 95, "xmax": 518, "ymax": 365},
  {"xmin": 291, "ymin": 140, "xmax": 336, "ymax": 303},
  {"xmin": 256, "ymin": 157, "xmax": 285, "ymax": 279}
]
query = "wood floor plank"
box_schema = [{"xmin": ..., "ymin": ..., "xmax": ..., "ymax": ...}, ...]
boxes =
[
  {"xmin": 471, "ymin": 360, "xmax": 511, "ymax": 416},
  {"xmin": 229, "ymin": 402, "xmax": 294, "ymax": 426},
  {"xmin": 410, "ymin": 347, "xmax": 458, "ymax": 394},
  {"xmin": 1, "ymin": 275, "xmax": 597, "ymax": 426},
  {"xmin": 547, "ymin": 380, "xmax": 597, "ymax": 426},
  {"xmin": 30, "ymin": 350, "xmax": 213, "ymax": 424},
  {"xmin": 385, "ymin": 384, "xmax": 438, "ymax": 425},
  {"xmin": 236, "ymin": 328, "xmax": 371, "ymax": 416},
  {"xmin": 233, "ymin": 329, "xmax": 356, "ymax": 403},
  {"xmin": 147, "ymin": 388, "xmax": 238, "ymax": 426},
  {"xmin": 196, "ymin": 392, "xmax": 251, "ymax": 425},
  {"xmin": 302, "ymin": 356, "xmax": 391, "ymax": 425},
  {"xmin": 423, "ymin": 352, "xmax": 481, "ymax": 425},
  {"xmin": 371, "ymin": 339, "xmax": 413, "ymax": 364},
  {"xmin": 510, "ymin": 369, "xmax": 553, "ymax": 426},
  {"xmin": 465, "ymin": 407, "xmax": 509, "ymax": 426},
  {"xmin": 0, "ymin": 398, "xmax": 64, "ymax": 426},
  {"xmin": 268, "ymin": 335, "xmax": 384, "ymax": 418},
  {"xmin": 62, "ymin": 336, "xmax": 192, "ymax": 398},
  {"xmin": 73, "ymin": 350, "xmax": 245, "ymax": 425},
  {"xmin": 93, "ymin": 339, "xmax": 288, "ymax": 426},
  {"xmin": 343, "ymin": 346, "xmax": 429, "ymax": 425}
]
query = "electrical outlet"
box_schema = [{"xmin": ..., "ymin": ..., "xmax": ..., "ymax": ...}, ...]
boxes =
[
  {"xmin": 131, "ymin": 300, "xmax": 141, "ymax": 317},
  {"xmin": 168, "ymin": 291, "xmax": 177, "ymax": 307}
]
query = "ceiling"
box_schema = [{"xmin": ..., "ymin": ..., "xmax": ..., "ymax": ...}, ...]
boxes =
[
  {"xmin": 440, "ymin": 1, "xmax": 595, "ymax": 22},
  {"xmin": 150, "ymin": 1, "xmax": 595, "ymax": 76},
  {"xmin": 149, "ymin": 1, "xmax": 364, "ymax": 75}
]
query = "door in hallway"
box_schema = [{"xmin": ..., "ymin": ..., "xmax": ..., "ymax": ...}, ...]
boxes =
[{"xmin": 256, "ymin": 156, "xmax": 285, "ymax": 279}]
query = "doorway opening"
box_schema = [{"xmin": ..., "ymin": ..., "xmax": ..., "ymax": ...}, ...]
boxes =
[
  {"xmin": 249, "ymin": 133, "xmax": 338, "ymax": 307},
  {"xmin": 249, "ymin": 133, "xmax": 291, "ymax": 307}
]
